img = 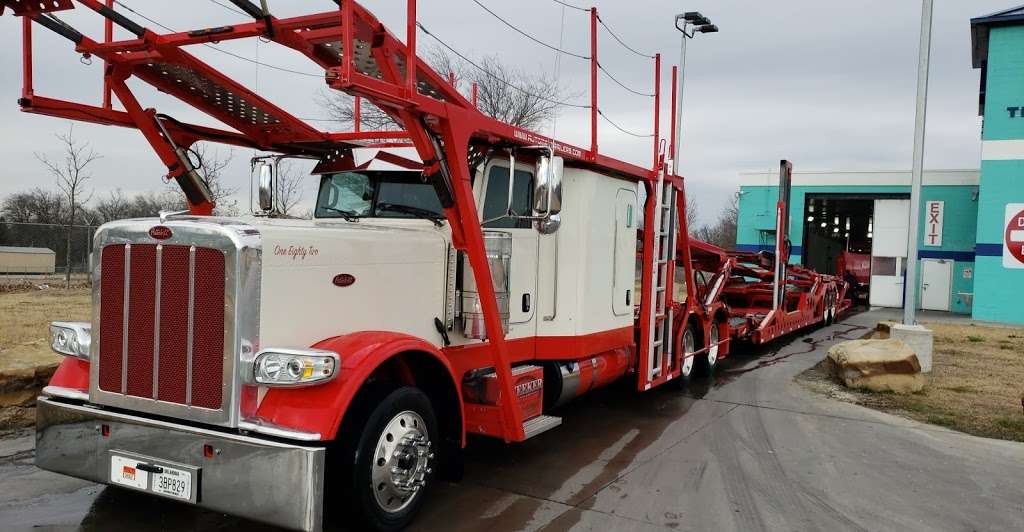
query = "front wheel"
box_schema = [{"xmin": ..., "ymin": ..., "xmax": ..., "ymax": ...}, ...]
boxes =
[{"xmin": 339, "ymin": 387, "xmax": 438, "ymax": 531}]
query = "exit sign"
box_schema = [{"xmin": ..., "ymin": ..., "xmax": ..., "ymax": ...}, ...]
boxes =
[{"xmin": 924, "ymin": 200, "xmax": 943, "ymax": 247}]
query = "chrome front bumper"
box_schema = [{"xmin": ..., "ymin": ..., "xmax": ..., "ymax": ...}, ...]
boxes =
[{"xmin": 35, "ymin": 397, "xmax": 326, "ymax": 532}]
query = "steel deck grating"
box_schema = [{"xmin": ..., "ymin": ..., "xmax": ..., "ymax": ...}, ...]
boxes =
[{"xmin": 140, "ymin": 62, "xmax": 282, "ymax": 126}]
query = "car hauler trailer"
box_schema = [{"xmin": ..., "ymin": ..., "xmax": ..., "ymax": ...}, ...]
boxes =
[
  {"xmin": 679, "ymin": 161, "xmax": 852, "ymax": 349},
  {"xmin": 2, "ymin": 1, "xmax": 847, "ymax": 530}
]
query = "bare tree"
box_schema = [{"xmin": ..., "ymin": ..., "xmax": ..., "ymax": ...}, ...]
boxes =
[
  {"xmin": 685, "ymin": 195, "xmax": 699, "ymax": 235},
  {"xmin": 315, "ymin": 90, "xmax": 399, "ymax": 132},
  {"xmin": 469, "ymin": 55, "xmax": 563, "ymax": 130},
  {"xmin": 94, "ymin": 189, "xmax": 186, "ymax": 223},
  {"xmin": 35, "ymin": 126, "xmax": 100, "ymax": 288},
  {"xmin": 693, "ymin": 193, "xmax": 739, "ymax": 251},
  {"xmin": 0, "ymin": 188, "xmax": 66, "ymax": 224},
  {"xmin": 318, "ymin": 47, "xmax": 568, "ymax": 131},
  {"xmin": 276, "ymin": 161, "xmax": 306, "ymax": 217}
]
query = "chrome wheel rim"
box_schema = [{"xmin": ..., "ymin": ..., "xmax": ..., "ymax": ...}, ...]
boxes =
[
  {"xmin": 681, "ymin": 328, "xmax": 695, "ymax": 376},
  {"xmin": 371, "ymin": 410, "xmax": 432, "ymax": 514},
  {"xmin": 707, "ymin": 325, "xmax": 719, "ymax": 366}
]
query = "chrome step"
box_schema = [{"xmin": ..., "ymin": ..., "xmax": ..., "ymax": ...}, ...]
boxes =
[{"xmin": 522, "ymin": 414, "xmax": 562, "ymax": 439}]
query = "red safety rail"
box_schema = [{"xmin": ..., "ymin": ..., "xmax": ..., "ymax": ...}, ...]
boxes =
[{"xmin": 3, "ymin": 0, "xmax": 679, "ymax": 442}]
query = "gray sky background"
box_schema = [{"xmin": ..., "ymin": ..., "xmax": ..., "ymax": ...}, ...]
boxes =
[{"xmin": 0, "ymin": 0, "xmax": 1011, "ymax": 225}]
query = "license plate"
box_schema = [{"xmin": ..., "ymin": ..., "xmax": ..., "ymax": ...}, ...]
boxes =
[
  {"xmin": 151, "ymin": 465, "xmax": 192, "ymax": 500},
  {"xmin": 109, "ymin": 452, "xmax": 195, "ymax": 502}
]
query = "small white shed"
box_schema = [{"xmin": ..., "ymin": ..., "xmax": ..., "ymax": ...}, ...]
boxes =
[{"xmin": 0, "ymin": 246, "xmax": 56, "ymax": 274}]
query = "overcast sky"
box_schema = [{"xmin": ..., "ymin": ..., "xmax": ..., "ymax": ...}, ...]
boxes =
[{"xmin": 0, "ymin": 0, "xmax": 1011, "ymax": 225}]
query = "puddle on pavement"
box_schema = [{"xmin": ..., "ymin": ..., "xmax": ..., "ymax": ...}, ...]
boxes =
[{"xmin": 686, "ymin": 316, "xmax": 870, "ymax": 399}]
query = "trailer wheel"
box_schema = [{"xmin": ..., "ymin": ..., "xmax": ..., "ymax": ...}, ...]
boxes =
[
  {"xmin": 337, "ymin": 386, "xmax": 438, "ymax": 532},
  {"xmin": 676, "ymin": 324, "xmax": 697, "ymax": 386},
  {"xmin": 695, "ymin": 323, "xmax": 719, "ymax": 376}
]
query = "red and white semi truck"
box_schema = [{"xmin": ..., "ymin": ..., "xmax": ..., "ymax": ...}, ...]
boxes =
[{"xmin": 2, "ymin": 1, "xmax": 848, "ymax": 530}]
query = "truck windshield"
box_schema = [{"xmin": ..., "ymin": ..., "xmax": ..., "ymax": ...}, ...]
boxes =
[{"xmin": 314, "ymin": 171, "xmax": 445, "ymax": 221}]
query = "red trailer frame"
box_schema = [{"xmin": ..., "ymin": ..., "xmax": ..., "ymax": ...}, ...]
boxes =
[
  {"xmin": 4, "ymin": 0, "xmax": 852, "ymax": 447},
  {"xmin": 677, "ymin": 161, "xmax": 852, "ymax": 347},
  {"xmin": 3, "ymin": 0, "xmax": 694, "ymax": 443}
]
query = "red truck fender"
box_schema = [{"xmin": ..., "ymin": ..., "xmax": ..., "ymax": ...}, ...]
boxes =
[
  {"xmin": 253, "ymin": 331, "xmax": 464, "ymax": 443},
  {"xmin": 48, "ymin": 357, "xmax": 90, "ymax": 391}
]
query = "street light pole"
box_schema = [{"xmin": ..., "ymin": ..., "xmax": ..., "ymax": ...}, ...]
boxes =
[
  {"xmin": 904, "ymin": 0, "xmax": 934, "ymax": 326},
  {"xmin": 671, "ymin": 13, "xmax": 717, "ymax": 176},
  {"xmin": 672, "ymin": 30, "xmax": 688, "ymax": 176}
]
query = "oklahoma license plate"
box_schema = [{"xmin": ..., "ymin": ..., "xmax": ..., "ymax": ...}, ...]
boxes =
[
  {"xmin": 109, "ymin": 452, "xmax": 194, "ymax": 501},
  {"xmin": 151, "ymin": 465, "xmax": 192, "ymax": 500}
]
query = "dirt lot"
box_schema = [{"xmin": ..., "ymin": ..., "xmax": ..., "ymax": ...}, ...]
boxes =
[
  {"xmin": 799, "ymin": 321, "xmax": 1024, "ymax": 442},
  {"xmin": 0, "ymin": 286, "xmax": 91, "ymax": 428}
]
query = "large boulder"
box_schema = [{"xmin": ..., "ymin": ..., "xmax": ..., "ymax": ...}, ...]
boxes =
[{"xmin": 826, "ymin": 339, "xmax": 924, "ymax": 394}]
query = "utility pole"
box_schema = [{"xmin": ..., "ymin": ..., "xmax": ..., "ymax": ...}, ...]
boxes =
[{"xmin": 904, "ymin": 0, "xmax": 934, "ymax": 325}]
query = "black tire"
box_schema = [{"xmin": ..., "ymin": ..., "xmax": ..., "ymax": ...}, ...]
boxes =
[
  {"xmin": 332, "ymin": 386, "xmax": 438, "ymax": 532},
  {"xmin": 694, "ymin": 322, "xmax": 720, "ymax": 377},
  {"xmin": 823, "ymin": 288, "xmax": 831, "ymax": 325},
  {"xmin": 675, "ymin": 323, "xmax": 698, "ymax": 387}
]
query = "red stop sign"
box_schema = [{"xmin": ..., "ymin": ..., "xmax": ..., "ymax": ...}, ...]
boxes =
[{"xmin": 1006, "ymin": 208, "xmax": 1024, "ymax": 265}]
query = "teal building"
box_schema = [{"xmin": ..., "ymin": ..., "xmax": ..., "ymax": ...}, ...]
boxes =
[
  {"xmin": 971, "ymin": 6, "xmax": 1024, "ymax": 324},
  {"xmin": 736, "ymin": 170, "xmax": 979, "ymax": 316},
  {"xmin": 731, "ymin": 6, "xmax": 1024, "ymax": 325}
]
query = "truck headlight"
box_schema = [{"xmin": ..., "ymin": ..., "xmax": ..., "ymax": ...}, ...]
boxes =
[
  {"xmin": 253, "ymin": 348, "xmax": 339, "ymax": 386},
  {"xmin": 49, "ymin": 321, "xmax": 91, "ymax": 361}
]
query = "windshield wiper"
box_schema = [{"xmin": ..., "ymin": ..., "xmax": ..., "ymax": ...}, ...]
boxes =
[
  {"xmin": 320, "ymin": 207, "xmax": 361, "ymax": 222},
  {"xmin": 376, "ymin": 202, "xmax": 445, "ymax": 227}
]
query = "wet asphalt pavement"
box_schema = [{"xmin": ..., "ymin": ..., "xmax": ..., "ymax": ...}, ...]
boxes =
[{"xmin": 2, "ymin": 309, "xmax": 1023, "ymax": 532}]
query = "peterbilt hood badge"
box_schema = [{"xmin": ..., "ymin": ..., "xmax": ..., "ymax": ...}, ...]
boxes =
[{"xmin": 149, "ymin": 226, "xmax": 173, "ymax": 240}]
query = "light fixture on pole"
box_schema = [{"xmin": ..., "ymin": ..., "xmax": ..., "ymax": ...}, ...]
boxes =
[{"xmin": 671, "ymin": 11, "xmax": 718, "ymax": 175}]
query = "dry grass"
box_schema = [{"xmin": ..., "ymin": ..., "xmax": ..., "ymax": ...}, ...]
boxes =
[
  {"xmin": 799, "ymin": 321, "xmax": 1024, "ymax": 442},
  {"xmin": 0, "ymin": 287, "xmax": 91, "ymax": 353},
  {"xmin": 0, "ymin": 287, "xmax": 91, "ymax": 429}
]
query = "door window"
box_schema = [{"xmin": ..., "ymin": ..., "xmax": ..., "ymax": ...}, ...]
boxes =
[{"xmin": 482, "ymin": 165, "xmax": 534, "ymax": 229}]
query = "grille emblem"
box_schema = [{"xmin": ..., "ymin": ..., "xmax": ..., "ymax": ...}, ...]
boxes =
[
  {"xmin": 149, "ymin": 226, "xmax": 173, "ymax": 240},
  {"xmin": 332, "ymin": 273, "xmax": 356, "ymax": 287}
]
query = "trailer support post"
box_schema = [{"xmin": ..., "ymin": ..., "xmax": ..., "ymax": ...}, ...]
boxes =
[{"xmin": 589, "ymin": 7, "xmax": 598, "ymax": 159}]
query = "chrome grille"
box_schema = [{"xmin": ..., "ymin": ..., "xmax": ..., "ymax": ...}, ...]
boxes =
[{"xmin": 97, "ymin": 243, "xmax": 225, "ymax": 410}]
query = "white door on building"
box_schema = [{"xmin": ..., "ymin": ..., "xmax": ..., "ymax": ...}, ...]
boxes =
[
  {"xmin": 920, "ymin": 258, "xmax": 952, "ymax": 311},
  {"xmin": 869, "ymin": 199, "xmax": 910, "ymax": 308}
]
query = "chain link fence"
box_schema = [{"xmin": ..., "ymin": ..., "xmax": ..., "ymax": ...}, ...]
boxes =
[{"xmin": 0, "ymin": 222, "xmax": 97, "ymax": 277}]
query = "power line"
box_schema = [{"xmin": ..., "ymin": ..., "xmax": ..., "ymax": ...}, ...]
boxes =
[
  {"xmin": 416, "ymin": 21, "xmax": 591, "ymax": 110},
  {"xmin": 551, "ymin": 0, "xmax": 588, "ymax": 12},
  {"xmin": 113, "ymin": 1, "xmax": 322, "ymax": 78},
  {"xmin": 470, "ymin": 0, "xmax": 590, "ymax": 60},
  {"xmin": 596, "ymin": 14, "xmax": 655, "ymax": 59},
  {"xmin": 597, "ymin": 62, "xmax": 654, "ymax": 97},
  {"xmin": 598, "ymin": 108, "xmax": 653, "ymax": 138},
  {"xmin": 205, "ymin": 0, "xmax": 248, "ymax": 17}
]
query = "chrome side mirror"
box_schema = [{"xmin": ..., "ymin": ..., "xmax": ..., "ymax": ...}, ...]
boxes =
[
  {"xmin": 537, "ymin": 213, "xmax": 560, "ymax": 235},
  {"xmin": 534, "ymin": 155, "xmax": 563, "ymax": 217},
  {"xmin": 257, "ymin": 162, "xmax": 275, "ymax": 213}
]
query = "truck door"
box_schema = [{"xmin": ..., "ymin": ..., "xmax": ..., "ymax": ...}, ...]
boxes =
[
  {"xmin": 480, "ymin": 161, "xmax": 539, "ymax": 337},
  {"xmin": 613, "ymin": 188, "xmax": 638, "ymax": 316}
]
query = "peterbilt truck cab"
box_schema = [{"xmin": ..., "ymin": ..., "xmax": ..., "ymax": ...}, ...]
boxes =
[{"xmin": 37, "ymin": 147, "xmax": 650, "ymax": 531}]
